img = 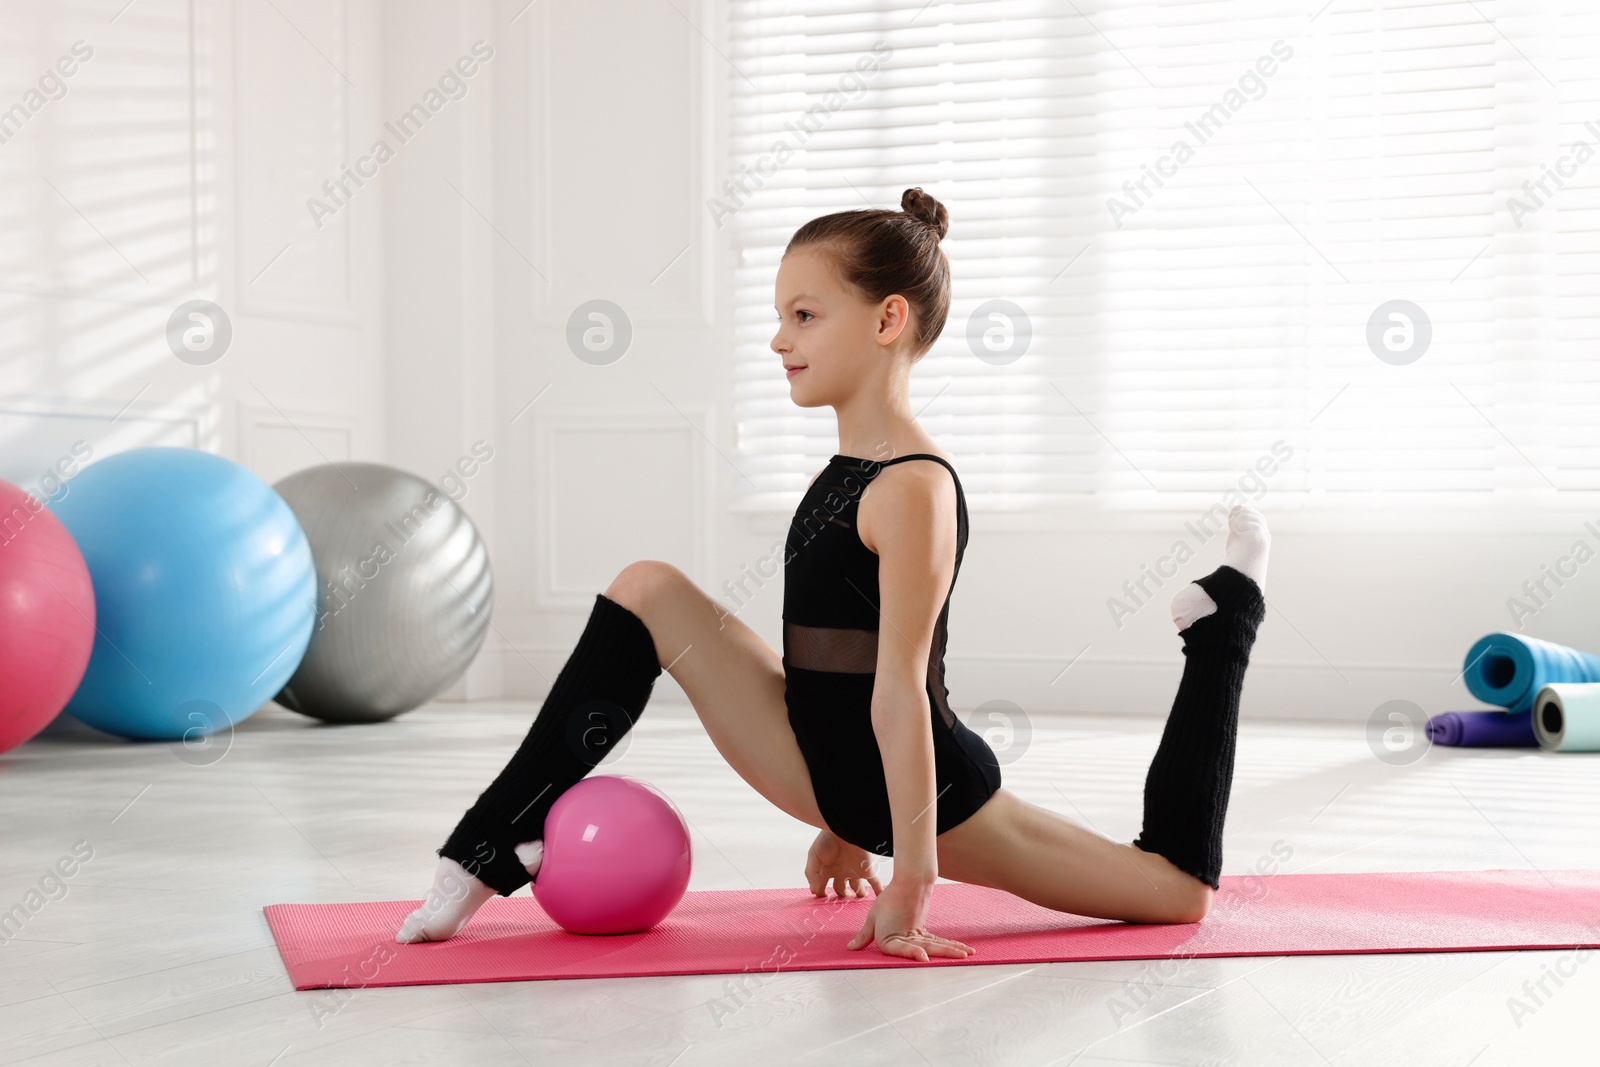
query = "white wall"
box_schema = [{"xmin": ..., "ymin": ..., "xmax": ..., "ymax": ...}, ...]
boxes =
[
  {"xmin": 451, "ymin": 0, "xmax": 1600, "ymax": 728},
  {"xmin": 378, "ymin": 0, "xmax": 501, "ymax": 700},
  {"xmin": 11, "ymin": 2, "xmax": 1593, "ymax": 729},
  {"xmin": 1, "ymin": 0, "xmax": 386, "ymax": 522},
  {"xmin": 398, "ymin": 0, "xmax": 721, "ymax": 709}
]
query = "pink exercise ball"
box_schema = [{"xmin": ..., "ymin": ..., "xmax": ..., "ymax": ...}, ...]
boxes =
[
  {"xmin": 0, "ymin": 479, "xmax": 96, "ymax": 754},
  {"xmin": 534, "ymin": 775, "xmax": 692, "ymax": 935}
]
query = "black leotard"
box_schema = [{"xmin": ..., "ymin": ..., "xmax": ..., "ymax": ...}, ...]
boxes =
[{"xmin": 782, "ymin": 452, "xmax": 1002, "ymax": 857}]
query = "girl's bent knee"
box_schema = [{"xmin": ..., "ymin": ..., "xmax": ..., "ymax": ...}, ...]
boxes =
[{"xmin": 606, "ymin": 560, "xmax": 684, "ymax": 615}]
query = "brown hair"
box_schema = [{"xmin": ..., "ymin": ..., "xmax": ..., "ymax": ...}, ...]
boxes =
[{"xmin": 784, "ymin": 187, "xmax": 951, "ymax": 360}]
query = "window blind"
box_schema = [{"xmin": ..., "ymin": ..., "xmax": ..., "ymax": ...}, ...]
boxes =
[{"xmin": 724, "ymin": 0, "xmax": 1600, "ymax": 512}]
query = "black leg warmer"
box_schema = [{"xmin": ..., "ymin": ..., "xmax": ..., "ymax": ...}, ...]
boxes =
[
  {"xmin": 1131, "ymin": 564, "xmax": 1266, "ymax": 891},
  {"xmin": 438, "ymin": 592, "xmax": 663, "ymax": 895}
]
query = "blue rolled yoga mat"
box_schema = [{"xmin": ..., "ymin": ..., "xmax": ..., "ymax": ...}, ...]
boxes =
[
  {"xmin": 1425, "ymin": 710, "xmax": 1538, "ymax": 748},
  {"xmin": 1461, "ymin": 633, "xmax": 1600, "ymax": 714}
]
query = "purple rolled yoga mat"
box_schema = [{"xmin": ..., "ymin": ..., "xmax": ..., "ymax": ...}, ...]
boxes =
[{"xmin": 1426, "ymin": 709, "xmax": 1539, "ymax": 747}]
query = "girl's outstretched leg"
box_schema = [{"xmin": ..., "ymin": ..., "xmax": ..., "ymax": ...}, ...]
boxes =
[
  {"xmin": 397, "ymin": 592, "xmax": 662, "ymax": 943},
  {"xmin": 1132, "ymin": 505, "xmax": 1269, "ymax": 890}
]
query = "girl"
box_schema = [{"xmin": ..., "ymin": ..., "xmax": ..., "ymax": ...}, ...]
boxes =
[{"xmin": 397, "ymin": 188, "xmax": 1270, "ymax": 962}]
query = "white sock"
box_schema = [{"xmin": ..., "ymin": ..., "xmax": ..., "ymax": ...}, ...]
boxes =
[
  {"xmin": 1170, "ymin": 505, "xmax": 1271, "ymax": 631},
  {"xmin": 514, "ymin": 839, "xmax": 544, "ymax": 874},
  {"xmin": 394, "ymin": 842, "xmax": 544, "ymax": 944}
]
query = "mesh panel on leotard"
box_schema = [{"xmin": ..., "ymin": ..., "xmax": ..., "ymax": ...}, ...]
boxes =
[{"xmin": 783, "ymin": 622, "xmax": 878, "ymax": 674}]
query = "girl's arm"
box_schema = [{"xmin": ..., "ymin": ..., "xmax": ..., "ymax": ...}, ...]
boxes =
[{"xmin": 860, "ymin": 461, "xmax": 959, "ymax": 885}]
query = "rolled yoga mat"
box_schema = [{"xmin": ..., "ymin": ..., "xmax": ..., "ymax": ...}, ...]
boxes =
[
  {"xmin": 1424, "ymin": 709, "xmax": 1539, "ymax": 747},
  {"xmin": 1461, "ymin": 632, "xmax": 1600, "ymax": 714},
  {"xmin": 1533, "ymin": 683, "xmax": 1600, "ymax": 752},
  {"xmin": 265, "ymin": 869, "xmax": 1600, "ymax": 990}
]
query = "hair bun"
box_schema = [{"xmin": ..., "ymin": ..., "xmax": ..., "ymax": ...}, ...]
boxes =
[{"xmin": 900, "ymin": 187, "xmax": 949, "ymax": 241}]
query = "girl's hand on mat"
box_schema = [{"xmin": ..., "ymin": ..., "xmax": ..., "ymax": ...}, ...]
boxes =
[
  {"xmin": 846, "ymin": 880, "xmax": 974, "ymax": 962},
  {"xmin": 806, "ymin": 829, "xmax": 883, "ymax": 898}
]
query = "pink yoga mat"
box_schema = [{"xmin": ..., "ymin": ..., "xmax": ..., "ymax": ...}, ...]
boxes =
[{"xmin": 265, "ymin": 868, "xmax": 1600, "ymax": 991}]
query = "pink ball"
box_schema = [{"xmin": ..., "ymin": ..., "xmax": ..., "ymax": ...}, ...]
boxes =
[
  {"xmin": 0, "ymin": 479, "xmax": 95, "ymax": 755},
  {"xmin": 534, "ymin": 775, "xmax": 692, "ymax": 935}
]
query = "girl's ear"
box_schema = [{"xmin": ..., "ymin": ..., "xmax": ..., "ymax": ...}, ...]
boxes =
[{"xmin": 876, "ymin": 294, "xmax": 910, "ymax": 348}]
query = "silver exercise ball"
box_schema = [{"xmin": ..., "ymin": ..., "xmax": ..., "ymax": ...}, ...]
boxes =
[{"xmin": 270, "ymin": 461, "xmax": 493, "ymax": 723}]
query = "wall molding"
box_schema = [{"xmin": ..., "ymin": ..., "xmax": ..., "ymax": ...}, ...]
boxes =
[
  {"xmin": 531, "ymin": 405, "xmax": 716, "ymax": 610},
  {"xmin": 0, "ymin": 393, "xmax": 208, "ymax": 498},
  {"xmin": 0, "ymin": 392, "xmax": 207, "ymax": 446},
  {"xmin": 232, "ymin": 0, "xmax": 360, "ymax": 326},
  {"xmin": 234, "ymin": 398, "xmax": 354, "ymax": 473},
  {"xmin": 525, "ymin": 0, "xmax": 714, "ymax": 329}
]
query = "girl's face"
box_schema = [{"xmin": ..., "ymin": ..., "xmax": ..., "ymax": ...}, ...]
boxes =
[{"xmin": 770, "ymin": 246, "xmax": 910, "ymax": 408}]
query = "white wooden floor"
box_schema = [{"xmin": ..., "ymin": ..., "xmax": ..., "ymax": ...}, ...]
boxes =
[{"xmin": 2, "ymin": 698, "xmax": 1595, "ymax": 1066}]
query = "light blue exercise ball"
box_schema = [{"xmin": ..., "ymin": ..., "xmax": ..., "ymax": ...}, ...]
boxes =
[{"xmin": 46, "ymin": 447, "xmax": 316, "ymax": 741}]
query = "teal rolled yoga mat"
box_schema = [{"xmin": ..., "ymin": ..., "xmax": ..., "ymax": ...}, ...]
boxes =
[
  {"xmin": 1462, "ymin": 633, "xmax": 1600, "ymax": 713},
  {"xmin": 1533, "ymin": 683, "xmax": 1600, "ymax": 752}
]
